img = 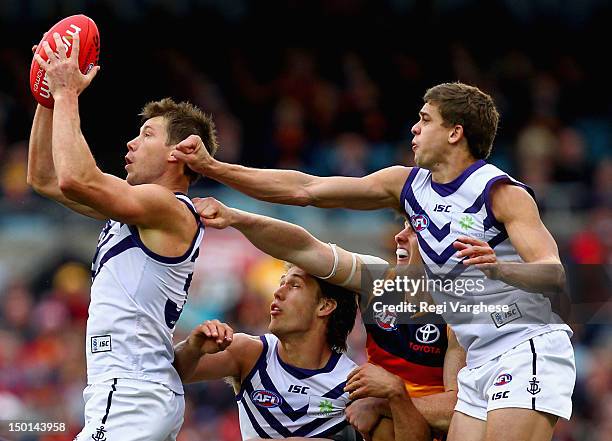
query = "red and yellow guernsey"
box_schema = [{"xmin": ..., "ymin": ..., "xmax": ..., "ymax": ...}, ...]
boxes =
[{"xmin": 365, "ymin": 312, "xmax": 448, "ymax": 398}]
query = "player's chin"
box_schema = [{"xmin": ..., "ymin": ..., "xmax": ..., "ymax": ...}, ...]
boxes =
[
  {"xmin": 125, "ymin": 173, "xmax": 138, "ymax": 186},
  {"xmin": 413, "ymin": 152, "xmax": 426, "ymax": 168},
  {"xmin": 267, "ymin": 318, "xmax": 278, "ymax": 333}
]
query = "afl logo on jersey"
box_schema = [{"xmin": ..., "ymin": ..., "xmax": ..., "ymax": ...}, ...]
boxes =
[
  {"xmin": 494, "ymin": 373, "xmax": 513, "ymax": 386},
  {"xmin": 374, "ymin": 309, "xmax": 398, "ymax": 331},
  {"xmin": 251, "ymin": 389, "xmax": 283, "ymax": 408},
  {"xmin": 410, "ymin": 214, "xmax": 429, "ymax": 232},
  {"xmin": 415, "ymin": 324, "xmax": 440, "ymax": 344}
]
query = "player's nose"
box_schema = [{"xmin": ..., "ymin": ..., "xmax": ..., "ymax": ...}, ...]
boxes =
[
  {"xmin": 273, "ymin": 286, "xmax": 286, "ymax": 300},
  {"xmin": 126, "ymin": 137, "xmax": 138, "ymax": 151},
  {"xmin": 395, "ymin": 228, "xmax": 410, "ymax": 246},
  {"xmin": 411, "ymin": 123, "xmax": 420, "ymax": 135}
]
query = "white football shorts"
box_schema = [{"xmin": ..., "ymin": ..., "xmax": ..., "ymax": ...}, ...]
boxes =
[
  {"xmin": 455, "ymin": 330, "xmax": 575, "ymax": 421},
  {"xmin": 75, "ymin": 378, "xmax": 184, "ymax": 441}
]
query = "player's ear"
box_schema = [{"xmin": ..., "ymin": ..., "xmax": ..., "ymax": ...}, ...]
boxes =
[
  {"xmin": 448, "ymin": 124, "xmax": 464, "ymax": 145},
  {"xmin": 318, "ymin": 298, "xmax": 337, "ymax": 318},
  {"xmin": 168, "ymin": 145, "xmax": 179, "ymax": 163}
]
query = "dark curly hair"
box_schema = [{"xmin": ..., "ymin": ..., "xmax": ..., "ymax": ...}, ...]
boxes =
[{"xmin": 315, "ymin": 278, "xmax": 359, "ymax": 353}]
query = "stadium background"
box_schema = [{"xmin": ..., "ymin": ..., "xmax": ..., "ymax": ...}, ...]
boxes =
[{"xmin": 0, "ymin": 1, "xmax": 610, "ymax": 440}]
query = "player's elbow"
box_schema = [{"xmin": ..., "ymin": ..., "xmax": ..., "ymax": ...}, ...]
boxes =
[
  {"xmin": 552, "ymin": 263, "xmax": 567, "ymax": 293},
  {"xmin": 535, "ymin": 259, "xmax": 566, "ymax": 293},
  {"xmin": 27, "ymin": 174, "xmax": 43, "ymax": 193},
  {"xmin": 27, "ymin": 175, "xmax": 57, "ymax": 199},
  {"xmin": 58, "ymin": 175, "xmax": 89, "ymax": 201}
]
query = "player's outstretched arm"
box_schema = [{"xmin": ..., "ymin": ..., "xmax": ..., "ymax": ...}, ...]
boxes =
[
  {"xmin": 173, "ymin": 135, "xmax": 409, "ymax": 210},
  {"xmin": 454, "ymin": 184, "xmax": 565, "ymax": 294},
  {"xmin": 411, "ymin": 329, "xmax": 466, "ymax": 432},
  {"xmin": 194, "ymin": 197, "xmax": 366, "ymax": 291}
]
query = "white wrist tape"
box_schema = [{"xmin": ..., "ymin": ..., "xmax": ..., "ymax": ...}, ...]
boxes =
[
  {"xmin": 339, "ymin": 252, "xmax": 358, "ymax": 287},
  {"xmin": 319, "ymin": 243, "xmax": 340, "ymax": 280}
]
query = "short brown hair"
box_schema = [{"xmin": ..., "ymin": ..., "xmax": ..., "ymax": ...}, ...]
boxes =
[
  {"xmin": 141, "ymin": 98, "xmax": 219, "ymax": 184},
  {"xmin": 424, "ymin": 82, "xmax": 499, "ymax": 159}
]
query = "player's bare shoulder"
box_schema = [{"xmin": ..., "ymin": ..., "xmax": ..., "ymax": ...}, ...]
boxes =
[
  {"xmin": 227, "ymin": 333, "xmax": 265, "ymax": 381},
  {"xmin": 132, "ymin": 184, "xmax": 200, "ymax": 256},
  {"xmin": 375, "ymin": 165, "xmax": 413, "ymax": 197},
  {"xmin": 228, "ymin": 333, "xmax": 264, "ymax": 355},
  {"xmin": 489, "ymin": 182, "xmax": 536, "ymax": 223}
]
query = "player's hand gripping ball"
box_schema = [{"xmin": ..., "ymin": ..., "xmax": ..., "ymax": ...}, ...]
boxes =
[{"xmin": 30, "ymin": 14, "xmax": 100, "ymax": 108}]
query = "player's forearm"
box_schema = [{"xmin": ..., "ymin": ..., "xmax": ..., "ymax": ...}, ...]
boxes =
[
  {"xmin": 387, "ymin": 390, "xmax": 431, "ymax": 441},
  {"xmin": 411, "ymin": 391, "xmax": 457, "ymax": 432},
  {"xmin": 205, "ymin": 160, "xmax": 315, "ymax": 206},
  {"xmin": 496, "ymin": 261, "xmax": 565, "ymax": 294},
  {"xmin": 51, "ymin": 93, "xmax": 101, "ymax": 197},
  {"xmin": 373, "ymin": 389, "xmax": 454, "ymax": 433},
  {"xmin": 230, "ymin": 208, "xmax": 329, "ymax": 275},
  {"xmin": 173, "ymin": 339, "xmax": 202, "ymax": 383},
  {"xmin": 27, "ymin": 105, "xmax": 59, "ymax": 192}
]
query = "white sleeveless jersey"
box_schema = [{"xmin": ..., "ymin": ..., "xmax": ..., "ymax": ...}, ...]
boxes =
[
  {"xmin": 400, "ymin": 160, "xmax": 571, "ymax": 368},
  {"xmin": 87, "ymin": 193, "xmax": 204, "ymax": 394},
  {"xmin": 237, "ymin": 334, "xmax": 357, "ymax": 440}
]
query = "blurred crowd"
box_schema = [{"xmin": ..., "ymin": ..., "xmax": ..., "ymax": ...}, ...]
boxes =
[{"xmin": 0, "ymin": 1, "xmax": 611, "ymax": 440}]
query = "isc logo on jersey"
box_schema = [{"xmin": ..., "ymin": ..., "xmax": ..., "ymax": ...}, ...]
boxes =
[{"xmin": 251, "ymin": 389, "xmax": 283, "ymax": 408}]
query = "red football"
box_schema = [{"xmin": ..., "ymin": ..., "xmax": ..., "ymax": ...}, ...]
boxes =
[{"xmin": 29, "ymin": 14, "xmax": 100, "ymax": 108}]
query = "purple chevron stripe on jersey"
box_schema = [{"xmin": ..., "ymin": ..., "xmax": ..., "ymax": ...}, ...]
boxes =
[
  {"xmin": 91, "ymin": 233, "xmax": 115, "ymax": 278},
  {"xmin": 464, "ymin": 190, "xmax": 486, "ymax": 214},
  {"xmin": 404, "ymin": 194, "xmax": 453, "ymax": 241},
  {"xmin": 431, "ymin": 160, "xmax": 486, "ymax": 196},
  {"xmin": 483, "ymin": 176, "xmax": 536, "ymax": 231},
  {"xmin": 259, "ymin": 366, "xmax": 309, "ymax": 422},
  {"xmin": 487, "ymin": 229, "xmax": 509, "ymax": 249},
  {"xmin": 322, "ymin": 381, "xmax": 348, "ymax": 399},
  {"xmin": 399, "ymin": 167, "xmax": 420, "ymax": 205},
  {"xmin": 314, "ymin": 420, "xmax": 350, "ymax": 439},
  {"xmin": 424, "ymin": 260, "xmax": 469, "ymax": 280},
  {"xmin": 245, "ymin": 372, "xmax": 342, "ymax": 438},
  {"xmin": 92, "ymin": 235, "xmax": 138, "ymax": 280},
  {"xmin": 293, "ymin": 413, "xmax": 339, "ymax": 437},
  {"xmin": 243, "ymin": 381, "xmax": 292, "ymax": 436},
  {"xmin": 236, "ymin": 336, "xmax": 269, "ymax": 402},
  {"xmin": 416, "ymin": 233, "xmax": 459, "ymax": 265},
  {"xmin": 276, "ymin": 348, "xmax": 342, "ymax": 380},
  {"xmin": 242, "ymin": 383, "xmax": 280, "ymax": 439}
]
